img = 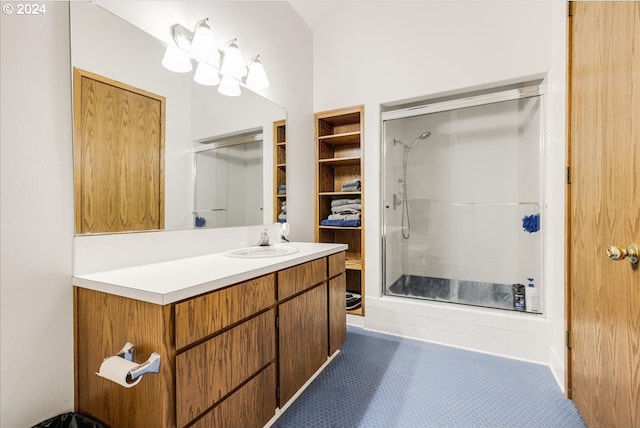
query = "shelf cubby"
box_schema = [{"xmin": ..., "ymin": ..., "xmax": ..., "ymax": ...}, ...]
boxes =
[
  {"xmin": 273, "ymin": 120, "xmax": 287, "ymax": 223},
  {"xmin": 314, "ymin": 105, "xmax": 365, "ymax": 316}
]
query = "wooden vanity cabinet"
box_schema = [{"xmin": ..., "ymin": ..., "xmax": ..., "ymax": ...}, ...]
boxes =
[{"xmin": 74, "ymin": 252, "xmax": 346, "ymax": 428}]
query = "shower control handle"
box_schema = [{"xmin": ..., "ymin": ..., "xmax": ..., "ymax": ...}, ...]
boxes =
[
  {"xmin": 392, "ymin": 194, "xmax": 402, "ymax": 210},
  {"xmin": 606, "ymin": 244, "xmax": 638, "ymax": 264}
]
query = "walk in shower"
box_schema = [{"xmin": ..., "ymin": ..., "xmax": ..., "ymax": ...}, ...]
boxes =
[{"xmin": 382, "ymin": 85, "xmax": 544, "ymax": 313}]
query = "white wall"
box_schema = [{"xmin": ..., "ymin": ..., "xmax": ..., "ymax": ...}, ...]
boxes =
[
  {"xmin": 0, "ymin": 3, "xmax": 75, "ymax": 427},
  {"xmin": 545, "ymin": 0, "xmax": 568, "ymax": 390},
  {"xmin": 313, "ymin": 1, "xmax": 567, "ymax": 387}
]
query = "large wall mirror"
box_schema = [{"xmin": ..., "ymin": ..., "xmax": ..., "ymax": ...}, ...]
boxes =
[{"xmin": 70, "ymin": 1, "xmax": 286, "ymax": 235}]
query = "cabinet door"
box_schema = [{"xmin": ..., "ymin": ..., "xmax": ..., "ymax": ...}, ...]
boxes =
[
  {"xmin": 278, "ymin": 284, "xmax": 328, "ymax": 406},
  {"xmin": 329, "ymin": 273, "xmax": 347, "ymax": 355},
  {"xmin": 73, "ymin": 68, "xmax": 165, "ymax": 234}
]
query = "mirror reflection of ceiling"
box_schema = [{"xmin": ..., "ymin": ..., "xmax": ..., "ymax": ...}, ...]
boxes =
[
  {"xmin": 70, "ymin": 2, "xmax": 286, "ymax": 235},
  {"xmin": 288, "ymin": 1, "xmax": 345, "ymax": 29}
]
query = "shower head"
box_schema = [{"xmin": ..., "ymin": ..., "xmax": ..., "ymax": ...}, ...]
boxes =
[{"xmin": 393, "ymin": 131, "xmax": 431, "ymax": 151}]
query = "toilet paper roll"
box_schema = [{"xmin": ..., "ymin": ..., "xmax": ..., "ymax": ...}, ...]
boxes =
[{"xmin": 96, "ymin": 356, "xmax": 143, "ymax": 388}]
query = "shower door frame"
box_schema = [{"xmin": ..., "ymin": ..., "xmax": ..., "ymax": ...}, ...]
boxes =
[{"xmin": 380, "ymin": 83, "xmax": 547, "ymax": 312}]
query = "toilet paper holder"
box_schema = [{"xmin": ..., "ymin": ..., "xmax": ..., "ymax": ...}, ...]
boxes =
[{"xmin": 114, "ymin": 342, "xmax": 161, "ymax": 381}]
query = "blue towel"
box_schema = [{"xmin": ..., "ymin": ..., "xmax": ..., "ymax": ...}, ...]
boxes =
[
  {"xmin": 342, "ymin": 180, "xmax": 361, "ymax": 189},
  {"xmin": 321, "ymin": 219, "xmax": 361, "ymax": 227},
  {"xmin": 341, "ymin": 180, "xmax": 361, "ymax": 192}
]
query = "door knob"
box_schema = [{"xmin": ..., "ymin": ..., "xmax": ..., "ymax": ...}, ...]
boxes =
[{"xmin": 606, "ymin": 244, "xmax": 639, "ymax": 264}]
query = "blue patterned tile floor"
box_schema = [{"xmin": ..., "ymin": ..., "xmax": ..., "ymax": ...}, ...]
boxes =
[{"xmin": 273, "ymin": 326, "xmax": 585, "ymax": 428}]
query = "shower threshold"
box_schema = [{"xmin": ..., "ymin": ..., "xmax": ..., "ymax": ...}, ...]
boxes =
[{"xmin": 387, "ymin": 274, "xmax": 525, "ymax": 312}]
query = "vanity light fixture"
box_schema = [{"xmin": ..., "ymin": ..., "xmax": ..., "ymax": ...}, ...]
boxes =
[
  {"xmin": 218, "ymin": 74, "xmax": 241, "ymax": 97},
  {"xmin": 246, "ymin": 55, "xmax": 270, "ymax": 90},
  {"xmin": 161, "ymin": 19, "xmax": 269, "ymax": 96}
]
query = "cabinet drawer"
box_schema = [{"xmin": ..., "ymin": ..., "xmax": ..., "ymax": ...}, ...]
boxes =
[
  {"xmin": 278, "ymin": 258, "xmax": 327, "ymax": 300},
  {"xmin": 174, "ymin": 273, "xmax": 275, "ymax": 349},
  {"xmin": 175, "ymin": 309, "xmax": 276, "ymax": 428},
  {"xmin": 191, "ymin": 363, "xmax": 276, "ymax": 428},
  {"xmin": 328, "ymin": 251, "xmax": 346, "ymax": 278}
]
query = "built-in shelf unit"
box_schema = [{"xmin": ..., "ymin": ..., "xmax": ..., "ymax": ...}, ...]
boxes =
[
  {"xmin": 315, "ymin": 106, "xmax": 365, "ymax": 316},
  {"xmin": 273, "ymin": 120, "xmax": 286, "ymax": 223}
]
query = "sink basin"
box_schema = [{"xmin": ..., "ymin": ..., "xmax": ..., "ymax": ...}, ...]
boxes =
[{"xmin": 225, "ymin": 245, "xmax": 299, "ymax": 258}]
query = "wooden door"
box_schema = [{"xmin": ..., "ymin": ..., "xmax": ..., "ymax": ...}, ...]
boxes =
[
  {"xmin": 73, "ymin": 68, "xmax": 165, "ymax": 234},
  {"xmin": 568, "ymin": 2, "xmax": 640, "ymax": 427}
]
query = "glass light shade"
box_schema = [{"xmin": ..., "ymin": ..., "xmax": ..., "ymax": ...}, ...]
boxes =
[
  {"xmin": 246, "ymin": 57, "xmax": 270, "ymax": 90},
  {"xmin": 162, "ymin": 44, "xmax": 192, "ymax": 73},
  {"xmin": 218, "ymin": 75, "xmax": 241, "ymax": 97},
  {"xmin": 194, "ymin": 62, "xmax": 221, "ymax": 86},
  {"xmin": 221, "ymin": 40, "xmax": 247, "ymax": 78},
  {"xmin": 191, "ymin": 19, "xmax": 218, "ymax": 63}
]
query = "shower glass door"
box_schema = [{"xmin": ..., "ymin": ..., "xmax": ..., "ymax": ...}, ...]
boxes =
[{"xmin": 381, "ymin": 86, "xmax": 543, "ymax": 313}]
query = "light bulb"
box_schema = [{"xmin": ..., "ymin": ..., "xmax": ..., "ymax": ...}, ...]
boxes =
[
  {"xmin": 246, "ymin": 56, "xmax": 270, "ymax": 90},
  {"xmin": 221, "ymin": 39, "xmax": 247, "ymax": 78},
  {"xmin": 218, "ymin": 75, "xmax": 241, "ymax": 96},
  {"xmin": 190, "ymin": 18, "xmax": 218, "ymax": 64},
  {"xmin": 194, "ymin": 62, "xmax": 220, "ymax": 86},
  {"xmin": 162, "ymin": 44, "xmax": 192, "ymax": 73}
]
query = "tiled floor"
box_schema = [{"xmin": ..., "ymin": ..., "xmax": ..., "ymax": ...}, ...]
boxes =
[{"xmin": 273, "ymin": 326, "xmax": 585, "ymax": 428}]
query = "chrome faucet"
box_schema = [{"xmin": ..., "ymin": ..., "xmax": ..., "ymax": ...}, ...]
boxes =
[
  {"xmin": 280, "ymin": 222, "xmax": 290, "ymax": 242},
  {"xmin": 255, "ymin": 229, "xmax": 271, "ymax": 246}
]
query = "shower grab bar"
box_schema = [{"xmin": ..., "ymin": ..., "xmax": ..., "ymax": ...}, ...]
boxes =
[
  {"xmin": 192, "ymin": 209, "xmax": 228, "ymax": 213},
  {"xmin": 451, "ymin": 202, "xmax": 539, "ymax": 207}
]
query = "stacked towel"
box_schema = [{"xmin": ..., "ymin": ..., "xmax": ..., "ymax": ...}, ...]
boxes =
[
  {"xmin": 341, "ymin": 180, "xmax": 361, "ymax": 192},
  {"xmin": 321, "ymin": 219, "xmax": 360, "ymax": 227},
  {"xmin": 320, "ymin": 198, "xmax": 361, "ymax": 227},
  {"xmin": 278, "ymin": 184, "xmax": 287, "ymax": 195},
  {"xmin": 278, "ymin": 200, "xmax": 287, "ymax": 223}
]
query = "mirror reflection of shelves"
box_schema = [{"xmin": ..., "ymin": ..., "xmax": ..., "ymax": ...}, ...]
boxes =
[
  {"xmin": 315, "ymin": 106, "xmax": 365, "ymax": 316},
  {"xmin": 274, "ymin": 120, "xmax": 287, "ymax": 223}
]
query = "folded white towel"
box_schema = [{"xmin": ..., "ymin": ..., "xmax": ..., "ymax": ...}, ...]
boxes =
[
  {"xmin": 331, "ymin": 204, "xmax": 361, "ymax": 214},
  {"xmin": 331, "ymin": 198, "xmax": 361, "ymax": 208}
]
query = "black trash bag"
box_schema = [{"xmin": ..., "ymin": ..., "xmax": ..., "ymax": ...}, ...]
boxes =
[{"xmin": 32, "ymin": 412, "xmax": 107, "ymax": 428}]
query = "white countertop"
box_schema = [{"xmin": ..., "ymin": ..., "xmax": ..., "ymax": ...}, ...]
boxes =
[{"xmin": 73, "ymin": 242, "xmax": 347, "ymax": 305}]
